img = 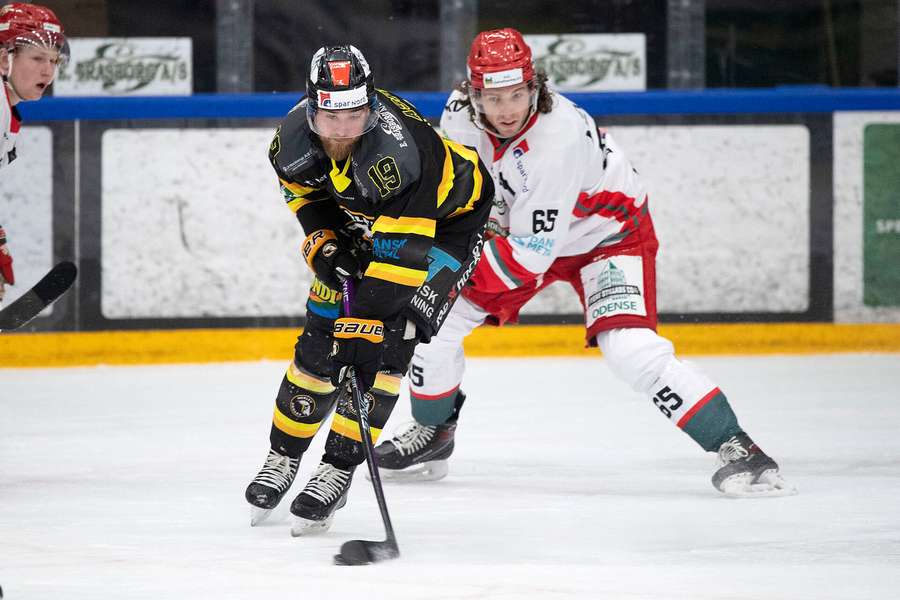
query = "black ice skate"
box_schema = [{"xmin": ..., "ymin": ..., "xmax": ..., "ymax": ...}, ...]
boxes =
[
  {"xmin": 289, "ymin": 461, "xmax": 355, "ymax": 536},
  {"xmin": 245, "ymin": 448, "xmax": 300, "ymax": 526},
  {"xmin": 712, "ymin": 433, "xmax": 797, "ymax": 498},
  {"xmin": 374, "ymin": 420, "xmax": 457, "ymax": 482}
]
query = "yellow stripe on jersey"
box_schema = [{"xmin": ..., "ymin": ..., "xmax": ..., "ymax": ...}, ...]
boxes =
[
  {"xmin": 286, "ymin": 361, "xmax": 335, "ymax": 394},
  {"xmin": 436, "ymin": 139, "xmax": 456, "ymax": 209},
  {"xmin": 331, "ymin": 413, "xmax": 383, "ymax": 443},
  {"xmin": 272, "ymin": 406, "xmax": 321, "ymax": 438},
  {"xmin": 372, "ymin": 216, "xmax": 436, "ymax": 238},
  {"xmin": 281, "ymin": 178, "xmax": 319, "ymax": 197},
  {"xmin": 329, "ymin": 157, "xmax": 352, "ymax": 192},
  {"xmin": 445, "ymin": 140, "xmax": 483, "ymax": 218},
  {"xmin": 280, "ymin": 178, "xmax": 325, "ymax": 213},
  {"xmin": 365, "ymin": 261, "xmax": 428, "ymax": 287},
  {"xmin": 372, "ymin": 372, "xmax": 402, "ymax": 396}
]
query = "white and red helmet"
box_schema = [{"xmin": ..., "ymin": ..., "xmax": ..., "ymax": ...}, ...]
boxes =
[
  {"xmin": 466, "ymin": 28, "xmax": 539, "ymax": 136},
  {"xmin": 467, "ymin": 28, "xmax": 535, "ymax": 91},
  {"xmin": 0, "ymin": 3, "xmax": 68, "ymax": 64}
]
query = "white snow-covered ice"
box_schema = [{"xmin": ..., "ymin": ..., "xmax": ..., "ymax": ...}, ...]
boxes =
[{"xmin": 1, "ymin": 354, "xmax": 899, "ymax": 599}]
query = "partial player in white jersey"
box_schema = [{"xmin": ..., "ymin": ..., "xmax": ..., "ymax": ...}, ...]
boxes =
[
  {"xmin": 374, "ymin": 28, "xmax": 796, "ymax": 498},
  {"xmin": 0, "ymin": 3, "xmax": 68, "ymax": 301}
]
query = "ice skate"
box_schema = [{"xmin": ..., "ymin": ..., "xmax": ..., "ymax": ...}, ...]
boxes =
[
  {"xmin": 245, "ymin": 448, "xmax": 300, "ymax": 526},
  {"xmin": 373, "ymin": 420, "xmax": 456, "ymax": 482},
  {"xmin": 712, "ymin": 433, "xmax": 797, "ymax": 498},
  {"xmin": 289, "ymin": 461, "xmax": 354, "ymax": 536}
]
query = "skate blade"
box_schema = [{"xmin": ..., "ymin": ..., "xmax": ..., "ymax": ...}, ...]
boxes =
[
  {"xmin": 369, "ymin": 460, "xmax": 449, "ymax": 483},
  {"xmin": 719, "ymin": 470, "xmax": 799, "ymax": 498},
  {"xmin": 250, "ymin": 506, "xmax": 273, "ymax": 527},
  {"xmin": 290, "ymin": 514, "xmax": 336, "ymax": 537}
]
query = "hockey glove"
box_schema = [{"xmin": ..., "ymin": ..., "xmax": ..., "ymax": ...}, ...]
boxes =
[
  {"xmin": 330, "ymin": 317, "xmax": 385, "ymax": 391},
  {"xmin": 301, "ymin": 229, "xmax": 360, "ymax": 290}
]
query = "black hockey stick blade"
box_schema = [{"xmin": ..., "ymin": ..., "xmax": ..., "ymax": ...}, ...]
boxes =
[
  {"xmin": 0, "ymin": 261, "xmax": 77, "ymax": 331},
  {"xmin": 333, "ymin": 538, "xmax": 400, "ymax": 566}
]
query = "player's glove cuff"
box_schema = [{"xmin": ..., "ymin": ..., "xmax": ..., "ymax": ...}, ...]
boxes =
[{"xmin": 301, "ymin": 229, "xmax": 361, "ymax": 291}]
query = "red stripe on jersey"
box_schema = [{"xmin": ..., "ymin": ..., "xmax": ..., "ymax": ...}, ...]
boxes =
[
  {"xmin": 469, "ymin": 236, "xmax": 538, "ymax": 293},
  {"xmin": 468, "ymin": 255, "xmax": 508, "ymax": 293},
  {"xmin": 410, "ymin": 385, "xmax": 460, "ymax": 402},
  {"xmin": 677, "ymin": 387, "xmax": 722, "ymax": 429},
  {"xmin": 573, "ymin": 190, "xmax": 642, "ymax": 221},
  {"xmin": 490, "ymin": 237, "xmax": 538, "ymax": 283}
]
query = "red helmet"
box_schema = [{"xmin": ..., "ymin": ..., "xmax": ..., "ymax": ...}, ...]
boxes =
[
  {"xmin": 467, "ymin": 28, "xmax": 534, "ymax": 90},
  {"xmin": 0, "ymin": 3, "xmax": 66, "ymax": 53}
]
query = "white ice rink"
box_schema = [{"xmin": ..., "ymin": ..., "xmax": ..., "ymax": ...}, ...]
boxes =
[{"xmin": 1, "ymin": 354, "xmax": 899, "ymax": 599}]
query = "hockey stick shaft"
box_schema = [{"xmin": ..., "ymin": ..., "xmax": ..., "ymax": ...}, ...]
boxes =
[{"xmin": 340, "ymin": 278, "xmax": 398, "ymax": 548}]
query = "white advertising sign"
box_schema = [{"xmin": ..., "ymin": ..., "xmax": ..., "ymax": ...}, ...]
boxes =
[
  {"xmin": 54, "ymin": 37, "xmax": 192, "ymax": 96},
  {"xmin": 525, "ymin": 33, "xmax": 646, "ymax": 91}
]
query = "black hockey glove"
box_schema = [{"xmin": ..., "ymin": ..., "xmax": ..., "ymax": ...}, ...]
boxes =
[
  {"xmin": 301, "ymin": 229, "xmax": 361, "ymax": 290},
  {"xmin": 330, "ymin": 317, "xmax": 385, "ymax": 391}
]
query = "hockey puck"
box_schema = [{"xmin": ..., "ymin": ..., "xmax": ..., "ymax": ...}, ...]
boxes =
[
  {"xmin": 333, "ymin": 539, "xmax": 399, "ymax": 565},
  {"xmin": 333, "ymin": 540, "xmax": 372, "ymax": 566}
]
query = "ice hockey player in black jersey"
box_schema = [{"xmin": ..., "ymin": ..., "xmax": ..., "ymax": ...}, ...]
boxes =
[{"xmin": 244, "ymin": 44, "xmax": 493, "ymax": 535}]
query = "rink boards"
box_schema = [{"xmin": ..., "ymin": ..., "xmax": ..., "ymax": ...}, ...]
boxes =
[{"xmin": 2, "ymin": 322, "xmax": 898, "ymax": 367}]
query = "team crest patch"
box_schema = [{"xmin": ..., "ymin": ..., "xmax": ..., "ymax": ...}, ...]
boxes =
[
  {"xmin": 338, "ymin": 390, "xmax": 376, "ymax": 416},
  {"xmin": 328, "ymin": 60, "xmax": 351, "ymax": 85},
  {"xmin": 289, "ymin": 395, "xmax": 316, "ymax": 419},
  {"xmin": 582, "ymin": 255, "xmax": 647, "ymax": 324}
]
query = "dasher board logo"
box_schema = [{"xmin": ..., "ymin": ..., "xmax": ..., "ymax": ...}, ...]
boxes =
[
  {"xmin": 55, "ymin": 37, "xmax": 193, "ymax": 96},
  {"xmin": 525, "ymin": 33, "xmax": 646, "ymax": 91}
]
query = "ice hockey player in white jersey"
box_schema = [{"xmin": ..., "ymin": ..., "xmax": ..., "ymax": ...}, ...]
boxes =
[
  {"xmin": 0, "ymin": 3, "xmax": 68, "ymax": 301},
  {"xmin": 374, "ymin": 28, "xmax": 796, "ymax": 498}
]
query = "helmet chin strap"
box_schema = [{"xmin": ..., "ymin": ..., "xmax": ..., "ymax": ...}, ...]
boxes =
[
  {"xmin": 3, "ymin": 49, "xmax": 24, "ymax": 104},
  {"xmin": 3, "ymin": 56, "xmax": 18, "ymax": 103}
]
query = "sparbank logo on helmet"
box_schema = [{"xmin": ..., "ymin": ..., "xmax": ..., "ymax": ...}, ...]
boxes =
[
  {"xmin": 483, "ymin": 67, "xmax": 524, "ymax": 88},
  {"xmin": 317, "ymin": 86, "xmax": 368, "ymax": 110}
]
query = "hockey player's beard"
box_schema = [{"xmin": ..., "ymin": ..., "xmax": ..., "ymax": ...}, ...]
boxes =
[{"xmin": 320, "ymin": 136, "xmax": 359, "ymax": 162}]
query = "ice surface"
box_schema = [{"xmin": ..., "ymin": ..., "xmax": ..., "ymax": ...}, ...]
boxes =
[{"xmin": 1, "ymin": 354, "xmax": 899, "ymax": 599}]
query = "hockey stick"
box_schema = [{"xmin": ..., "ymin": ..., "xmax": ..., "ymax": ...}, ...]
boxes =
[
  {"xmin": 332, "ymin": 278, "xmax": 400, "ymax": 566},
  {"xmin": 0, "ymin": 261, "xmax": 77, "ymax": 332}
]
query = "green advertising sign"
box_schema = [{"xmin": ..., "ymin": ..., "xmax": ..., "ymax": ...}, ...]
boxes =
[{"xmin": 863, "ymin": 124, "xmax": 900, "ymax": 306}]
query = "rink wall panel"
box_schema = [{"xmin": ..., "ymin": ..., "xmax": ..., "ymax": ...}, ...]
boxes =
[{"xmin": 2, "ymin": 89, "xmax": 899, "ymax": 335}]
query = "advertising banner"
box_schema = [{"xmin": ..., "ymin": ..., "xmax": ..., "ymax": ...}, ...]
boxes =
[
  {"xmin": 863, "ymin": 124, "xmax": 900, "ymax": 306},
  {"xmin": 54, "ymin": 38, "xmax": 193, "ymax": 96},
  {"xmin": 524, "ymin": 33, "xmax": 646, "ymax": 91}
]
